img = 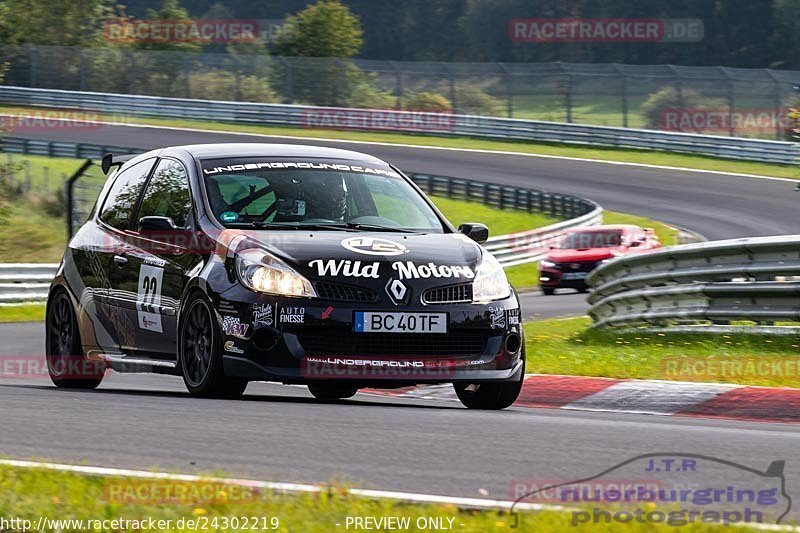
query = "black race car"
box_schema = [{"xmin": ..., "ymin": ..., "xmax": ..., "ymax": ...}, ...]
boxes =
[{"xmin": 46, "ymin": 144, "xmax": 524, "ymax": 409}]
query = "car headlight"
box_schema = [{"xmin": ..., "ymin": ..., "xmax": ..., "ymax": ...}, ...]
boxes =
[
  {"xmin": 235, "ymin": 248, "xmax": 316, "ymax": 298},
  {"xmin": 540, "ymin": 259, "xmax": 556, "ymax": 268},
  {"xmin": 472, "ymin": 253, "xmax": 511, "ymax": 302}
]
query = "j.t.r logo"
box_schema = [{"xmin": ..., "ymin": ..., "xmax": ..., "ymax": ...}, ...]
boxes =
[{"xmin": 341, "ymin": 237, "xmax": 408, "ymax": 256}]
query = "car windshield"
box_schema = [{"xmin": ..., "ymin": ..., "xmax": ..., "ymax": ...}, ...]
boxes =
[
  {"xmin": 201, "ymin": 157, "xmax": 444, "ymax": 232},
  {"xmin": 557, "ymin": 230, "xmax": 623, "ymax": 249}
]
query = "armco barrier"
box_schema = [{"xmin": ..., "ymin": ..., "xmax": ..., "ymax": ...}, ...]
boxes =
[
  {"xmin": 586, "ymin": 235, "xmax": 800, "ymax": 331},
  {"xmin": 1, "ymin": 86, "xmax": 798, "ymax": 164},
  {"xmin": 0, "ymin": 264, "xmax": 58, "ymax": 303}
]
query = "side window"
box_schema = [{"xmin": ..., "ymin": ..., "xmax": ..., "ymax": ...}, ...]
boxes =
[
  {"xmin": 99, "ymin": 159, "xmax": 155, "ymax": 230},
  {"xmin": 137, "ymin": 159, "xmax": 192, "ymax": 228}
]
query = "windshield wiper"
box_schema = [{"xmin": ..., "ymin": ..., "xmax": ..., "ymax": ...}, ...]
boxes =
[
  {"xmin": 225, "ymin": 222, "xmax": 358, "ymax": 231},
  {"xmin": 344, "ymin": 223, "xmax": 416, "ymax": 233}
]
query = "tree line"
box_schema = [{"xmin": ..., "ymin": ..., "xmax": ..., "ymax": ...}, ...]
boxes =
[{"xmin": 1, "ymin": 0, "xmax": 799, "ymax": 69}]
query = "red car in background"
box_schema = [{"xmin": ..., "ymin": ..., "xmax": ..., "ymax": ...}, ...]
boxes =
[{"xmin": 538, "ymin": 225, "xmax": 661, "ymax": 295}]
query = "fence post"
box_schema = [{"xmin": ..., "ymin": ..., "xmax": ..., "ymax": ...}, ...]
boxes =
[
  {"xmin": 129, "ymin": 51, "xmax": 137, "ymax": 94},
  {"xmin": 721, "ymin": 67, "xmax": 735, "ymax": 137},
  {"xmin": 614, "ymin": 64, "xmax": 628, "ymax": 128},
  {"xmin": 79, "ymin": 49, "xmax": 87, "ymax": 91},
  {"xmin": 27, "ymin": 45, "xmax": 37, "ymax": 87},
  {"xmin": 766, "ymin": 70, "xmax": 783, "ymax": 140},
  {"xmin": 391, "ymin": 61, "xmax": 404, "ymax": 109},
  {"xmin": 498, "ymin": 63, "xmax": 513, "ymax": 118},
  {"xmin": 281, "ymin": 57, "xmax": 294, "ymax": 104}
]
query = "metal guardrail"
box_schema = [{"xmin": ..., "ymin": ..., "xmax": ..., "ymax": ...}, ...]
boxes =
[
  {"xmin": 0, "ymin": 264, "xmax": 58, "ymax": 303},
  {"xmin": 586, "ymin": 235, "xmax": 800, "ymax": 331},
  {"xmin": 1, "ymin": 86, "xmax": 798, "ymax": 164}
]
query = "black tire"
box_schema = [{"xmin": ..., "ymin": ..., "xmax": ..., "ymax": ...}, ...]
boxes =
[
  {"xmin": 541, "ymin": 287, "xmax": 555, "ymax": 296},
  {"xmin": 307, "ymin": 383, "xmax": 359, "ymax": 401},
  {"xmin": 45, "ymin": 289, "xmax": 104, "ymax": 389},
  {"xmin": 453, "ymin": 357, "xmax": 525, "ymax": 410},
  {"xmin": 179, "ymin": 294, "xmax": 248, "ymax": 399},
  {"xmin": 577, "ymin": 287, "xmax": 589, "ymax": 294}
]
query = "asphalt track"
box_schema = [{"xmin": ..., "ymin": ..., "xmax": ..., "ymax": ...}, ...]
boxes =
[{"xmin": 3, "ymin": 124, "xmax": 800, "ymax": 514}]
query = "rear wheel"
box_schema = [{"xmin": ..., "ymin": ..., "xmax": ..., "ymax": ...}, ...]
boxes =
[
  {"xmin": 45, "ymin": 289, "xmax": 104, "ymax": 389},
  {"xmin": 179, "ymin": 295, "xmax": 248, "ymax": 398},
  {"xmin": 308, "ymin": 383, "xmax": 359, "ymax": 401},
  {"xmin": 454, "ymin": 357, "xmax": 525, "ymax": 410}
]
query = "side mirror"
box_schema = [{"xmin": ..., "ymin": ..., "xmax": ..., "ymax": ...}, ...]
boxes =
[
  {"xmin": 139, "ymin": 216, "xmax": 177, "ymax": 232},
  {"xmin": 458, "ymin": 222, "xmax": 489, "ymax": 244}
]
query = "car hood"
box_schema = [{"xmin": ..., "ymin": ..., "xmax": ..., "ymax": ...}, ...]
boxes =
[
  {"xmin": 546, "ymin": 247, "xmax": 627, "ymax": 262},
  {"xmin": 232, "ymin": 230, "xmax": 484, "ymax": 284}
]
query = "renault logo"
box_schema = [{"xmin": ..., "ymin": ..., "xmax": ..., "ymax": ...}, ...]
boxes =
[
  {"xmin": 386, "ymin": 278, "xmax": 409, "ymax": 305},
  {"xmin": 341, "ymin": 237, "xmax": 408, "ymax": 256}
]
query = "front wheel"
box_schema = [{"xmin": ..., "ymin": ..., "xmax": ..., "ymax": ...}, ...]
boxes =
[
  {"xmin": 307, "ymin": 383, "xmax": 359, "ymax": 401},
  {"xmin": 45, "ymin": 289, "xmax": 104, "ymax": 389},
  {"xmin": 541, "ymin": 287, "xmax": 555, "ymax": 296},
  {"xmin": 453, "ymin": 358, "xmax": 525, "ymax": 410},
  {"xmin": 179, "ymin": 295, "xmax": 248, "ymax": 399}
]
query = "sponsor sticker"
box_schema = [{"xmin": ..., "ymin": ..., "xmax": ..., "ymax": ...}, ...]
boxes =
[
  {"xmin": 488, "ymin": 306, "xmax": 506, "ymax": 329},
  {"xmin": 279, "ymin": 307, "xmax": 305, "ymax": 324},
  {"xmin": 223, "ymin": 340, "xmax": 244, "ymax": 354},
  {"xmin": 507, "ymin": 308, "xmax": 521, "ymax": 326},
  {"xmin": 252, "ymin": 303, "xmax": 274, "ymax": 327},
  {"xmin": 341, "ymin": 237, "xmax": 408, "ymax": 256},
  {"xmin": 307, "ymin": 259, "xmax": 475, "ymax": 280},
  {"xmin": 221, "ymin": 316, "xmax": 249, "ymax": 338}
]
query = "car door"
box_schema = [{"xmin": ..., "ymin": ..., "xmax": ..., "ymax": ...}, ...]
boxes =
[
  {"xmin": 121, "ymin": 157, "xmax": 197, "ymax": 358},
  {"xmin": 95, "ymin": 158, "xmax": 158, "ymax": 353}
]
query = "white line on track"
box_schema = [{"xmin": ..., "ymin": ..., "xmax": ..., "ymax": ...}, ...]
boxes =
[
  {"xmin": 2, "ymin": 112, "xmax": 797, "ymax": 183},
  {"xmin": 1, "ymin": 458, "xmax": 797, "ymax": 531}
]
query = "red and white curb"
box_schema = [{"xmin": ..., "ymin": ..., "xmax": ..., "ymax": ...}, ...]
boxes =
[{"xmin": 364, "ymin": 375, "xmax": 800, "ymax": 423}]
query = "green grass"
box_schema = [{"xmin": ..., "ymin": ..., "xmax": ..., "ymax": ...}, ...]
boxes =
[
  {"xmin": 431, "ymin": 195, "xmax": 559, "ymax": 235},
  {"xmin": 3, "ymin": 152, "xmax": 86, "ymax": 190},
  {"xmin": 0, "ymin": 303, "xmax": 45, "ymax": 322},
  {"xmin": 0, "ymin": 204, "xmax": 67, "ymax": 263},
  {"xmin": 0, "ymin": 464, "xmax": 777, "ymax": 532},
  {"xmin": 524, "ymin": 317, "xmax": 800, "ymax": 388},
  {"xmin": 1, "ymin": 104, "xmax": 797, "ymax": 179}
]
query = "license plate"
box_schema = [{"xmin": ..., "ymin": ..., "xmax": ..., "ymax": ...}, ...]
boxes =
[
  {"xmin": 562, "ymin": 272, "xmax": 588, "ymax": 280},
  {"xmin": 353, "ymin": 312, "xmax": 448, "ymax": 333}
]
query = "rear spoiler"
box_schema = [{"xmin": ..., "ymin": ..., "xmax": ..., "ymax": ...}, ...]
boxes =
[{"xmin": 101, "ymin": 153, "xmax": 138, "ymax": 174}]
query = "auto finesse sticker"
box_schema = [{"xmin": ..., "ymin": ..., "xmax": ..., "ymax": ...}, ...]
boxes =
[
  {"xmin": 222, "ymin": 315, "xmax": 249, "ymax": 338},
  {"xmin": 279, "ymin": 306, "xmax": 305, "ymax": 324},
  {"xmin": 308, "ymin": 260, "xmax": 474, "ymax": 280},
  {"xmin": 137, "ymin": 263, "xmax": 164, "ymax": 333},
  {"xmin": 488, "ymin": 306, "xmax": 506, "ymax": 329},
  {"xmin": 252, "ymin": 303, "xmax": 274, "ymax": 327},
  {"xmin": 507, "ymin": 308, "xmax": 521, "ymax": 326}
]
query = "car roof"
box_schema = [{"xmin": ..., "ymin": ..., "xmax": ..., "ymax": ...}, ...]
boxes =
[{"xmin": 163, "ymin": 143, "xmax": 390, "ymax": 164}]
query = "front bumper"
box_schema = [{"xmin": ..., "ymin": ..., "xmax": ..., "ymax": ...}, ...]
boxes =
[{"xmin": 213, "ymin": 287, "xmax": 523, "ymax": 386}]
